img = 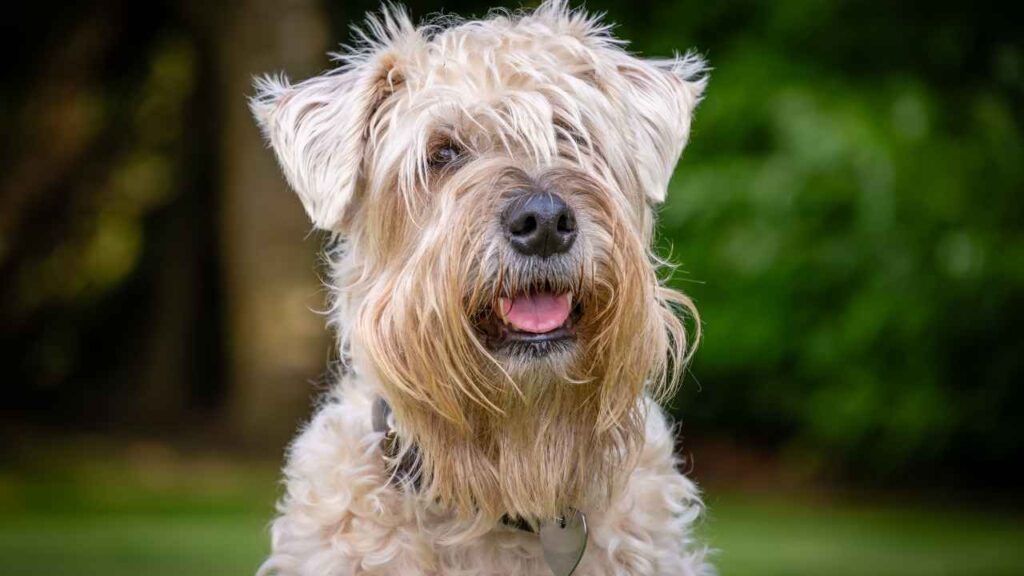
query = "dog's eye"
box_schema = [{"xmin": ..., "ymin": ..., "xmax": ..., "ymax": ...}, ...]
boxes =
[
  {"xmin": 428, "ymin": 142, "xmax": 464, "ymax": 170},
  {"xmin": 555, "ymin": 119, "xmax": 587, "ymax": 148}
]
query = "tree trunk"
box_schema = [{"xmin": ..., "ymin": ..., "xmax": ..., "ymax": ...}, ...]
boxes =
[{"xmin": 214, "ymin": 0, "xmax": 331, "ymax": 448}]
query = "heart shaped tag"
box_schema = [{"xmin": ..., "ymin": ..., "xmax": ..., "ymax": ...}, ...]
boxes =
[{"xmin": 539, "ymin": 509, "xmax": 588, "ymax": 576}]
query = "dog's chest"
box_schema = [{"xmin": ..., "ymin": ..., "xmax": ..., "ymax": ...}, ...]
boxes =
[{"xmin": 264, "ymin": 388, "xmax": 708, "ymax": 575}]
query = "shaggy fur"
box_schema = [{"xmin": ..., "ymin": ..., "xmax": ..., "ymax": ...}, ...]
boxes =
[{"xmin": 251, "ymin": 2, "xmax": 710, "ymax": 574}]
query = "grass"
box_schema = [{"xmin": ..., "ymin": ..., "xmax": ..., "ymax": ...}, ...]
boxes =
[
  {"xmin": 0, "ymin": 450, "xmax": 275, "ymax": 576},
  {"xmin": 703, "ymin": 493, "xmax": 1024, "ymax": 576},
  {"xmin": 0, "ymin": 515, "xmax": 268, "ymax": 576},
  {"xmin": 1, "ymin": 454, "xmax": 1022, "ymax": 575}
]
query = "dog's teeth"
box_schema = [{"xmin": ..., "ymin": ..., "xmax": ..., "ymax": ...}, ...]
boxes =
[{"xmin": 497, "ymin": 297, "xmax": 510, "ymax": 324}]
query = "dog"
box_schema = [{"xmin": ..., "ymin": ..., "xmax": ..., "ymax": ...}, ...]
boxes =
[{"xmin": 250, "ymin": 2, "xmax": 709, "ymax": 574}]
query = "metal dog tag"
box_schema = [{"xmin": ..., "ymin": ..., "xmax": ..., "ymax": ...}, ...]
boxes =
[{"xmin": 539, "ymin": 509, "xmax": 588, "ymax": 576}]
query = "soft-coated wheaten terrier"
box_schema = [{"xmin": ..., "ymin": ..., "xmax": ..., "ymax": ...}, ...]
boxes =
[{"xmin": 250, "ymin": 2, "xmax": 709, "ymax": 574}]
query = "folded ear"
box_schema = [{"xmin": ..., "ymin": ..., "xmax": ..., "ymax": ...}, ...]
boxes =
[
  {"xmin": 249, "ymin": 65, "xmax": 384, "ymax": 232},
  {"xmin": 250, "ymin": 5, "xmax": 416, "ymax": 232},
  {"xmin": 621, "ymin": 53, "xmax": 707, "ymax": 204}
]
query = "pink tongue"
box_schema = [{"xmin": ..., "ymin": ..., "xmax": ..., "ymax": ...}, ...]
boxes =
[{"xmin": 499, "ymin": 293, "xmax": 572, "ymax": 334}]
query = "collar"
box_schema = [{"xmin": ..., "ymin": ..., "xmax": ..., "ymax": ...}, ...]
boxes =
[{"xmin": 372, "ymin": 396, "xmax": 423, "ymax": 490}]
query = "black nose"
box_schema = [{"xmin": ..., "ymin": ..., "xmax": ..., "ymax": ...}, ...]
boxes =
[{"xmin": 502, "ymin": 192, "xmax": 577, "ymax": 257}]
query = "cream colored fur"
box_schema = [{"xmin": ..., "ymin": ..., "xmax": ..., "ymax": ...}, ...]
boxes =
[
  {"xmin": 251, "ymin": 2, "xmax": 710, "ymax": 574},
  {"xmin": 260, "ymin": 381, "xmax": 709, "ymax": 575}
]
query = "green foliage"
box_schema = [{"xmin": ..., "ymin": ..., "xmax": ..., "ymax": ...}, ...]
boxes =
[{"xmin": 633, "ymin": 0, "xmax": 1024, "ymax": 482}]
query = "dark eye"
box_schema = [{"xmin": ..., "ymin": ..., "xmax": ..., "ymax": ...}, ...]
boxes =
[
  {"xmin": 428, "ymin": 142, "xmax": 464, "ymax": 169},
  {"xmin": 555, "ymin": 119, "xmax": 587, "ymax": 148}
]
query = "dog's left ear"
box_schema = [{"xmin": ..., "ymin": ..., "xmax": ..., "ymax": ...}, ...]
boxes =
[{"xmin": 621, "ymin": 55, "xmax": 707, "ymax": 204}]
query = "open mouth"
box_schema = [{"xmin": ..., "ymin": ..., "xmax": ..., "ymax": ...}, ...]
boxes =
[{"xmin": 475, "ymin": 285, "xmax": 583, "ymax": 355}]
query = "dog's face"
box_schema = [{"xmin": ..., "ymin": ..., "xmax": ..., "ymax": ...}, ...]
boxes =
[{"xmin": 253, "ymin": 3, "xmax": 704, "ymax": 521}]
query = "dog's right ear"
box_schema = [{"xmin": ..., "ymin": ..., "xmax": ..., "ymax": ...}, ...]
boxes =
[
  {"xmin": 249, "ymin": 63, "xmax": 395, "ymax": 232},
  {"xmin": 250, "ymin": 6, "xmax": 417, "ymax": 232}
]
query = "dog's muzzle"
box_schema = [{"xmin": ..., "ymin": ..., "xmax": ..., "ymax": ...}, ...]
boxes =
[{"xmin": 473, "ymin": 189, "xmax": 583, "ymax": 357}]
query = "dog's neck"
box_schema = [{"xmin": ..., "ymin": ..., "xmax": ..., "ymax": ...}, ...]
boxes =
[
  {"xmin": 369, "ymin": 383, "xmax": 644, "ymax": 525},
  {"xmin": 373, "ymin": 395, "xmax": 541, "ymax": 532}
]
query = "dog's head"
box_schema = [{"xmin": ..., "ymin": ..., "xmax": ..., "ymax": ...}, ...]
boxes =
[{"xmin": 252, "ymin": 1, "xmax": 704, "ymax": 522}]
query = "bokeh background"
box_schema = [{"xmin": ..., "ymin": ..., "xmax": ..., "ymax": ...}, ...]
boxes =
[{"xmin": 1, "ymin": 1, "xmax": 1022, "ymax": 574}]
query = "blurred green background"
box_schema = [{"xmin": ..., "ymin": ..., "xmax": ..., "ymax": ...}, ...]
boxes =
[{"xmin": 1, "ymin": 0, "xmax": 1021, "ymax": 574}]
